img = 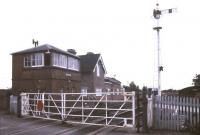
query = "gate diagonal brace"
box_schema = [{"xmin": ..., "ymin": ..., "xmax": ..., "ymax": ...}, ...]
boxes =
[
  {"xmin": 84, "ymin": 95, "xmax": 105, "ymax": 123},
  {"xmin": 107, "ymin": 96, "xmax": 131, "ymax": 125},
  {"xmin": 21, "ymin": 94, "xmax": 35, "ymax": 116},
  {"xmin": 49, "ymin": 95, "xmax": 62, "ymax": 115},
  {"xmin": 64, "ymin": 95, "xmax": 82, "ymax": 120}
]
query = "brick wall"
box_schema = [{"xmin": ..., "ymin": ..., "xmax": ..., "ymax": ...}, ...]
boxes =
[{"xmin": 0, "ymin": 89, "xmax": 11, "ymax": 111}]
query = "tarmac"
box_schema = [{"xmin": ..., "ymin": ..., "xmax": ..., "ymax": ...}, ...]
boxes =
[{"xmin": 0, "ymin": 111, "xmax": 194, "ymax": 135}]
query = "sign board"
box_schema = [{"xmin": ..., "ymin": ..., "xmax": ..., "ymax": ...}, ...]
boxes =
[{"xmin": 37, "ymin": 100, "xmax": 43, "ymax": 111}]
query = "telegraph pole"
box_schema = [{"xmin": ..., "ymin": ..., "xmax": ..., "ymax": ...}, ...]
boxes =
[{"xmin": 153, "ymin": 3, "xmax": 176, "ymax": 96}]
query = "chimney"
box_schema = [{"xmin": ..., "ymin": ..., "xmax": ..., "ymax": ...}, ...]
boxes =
[{"xmin": 67, "ymin": 49, "xmax": 77, "ymax": 55}]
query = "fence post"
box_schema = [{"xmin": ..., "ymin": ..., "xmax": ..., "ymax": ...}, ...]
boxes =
[
  {"xmin": 147, "ymin": 96, "xmax": 153, "ymax": 129},
  {"xmin": 61, "ymin": 93, "xmax": 65, "ymax": 122},
  {"xmin": 142, "ymin": 88, "xmax": 148, "ymax": 132},
  {"xmin": 17, "ymin": 94, "xmax": 22, "ymax": 117},
  {"xmin": 20, "ymin": 93, "xmax": 27, "ymax": 117},
  {"xmin": 81, "ymin": 94, "xmax": 83, "ymax": 123},
  {"xmin": 132, "ymin": 91, "xmax": 135, "ymax": 129},
  {"xmin": 152, "ymin": 93, "xmax": 157, "ymax": 129},
  {"xmin": 106, "ymin": 92, "xmax": 108, "ymax": 125}
]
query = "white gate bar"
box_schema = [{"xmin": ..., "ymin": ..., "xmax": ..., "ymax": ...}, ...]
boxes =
[
  {"xmin": 65, "ymin": 95, "xmax": 82, "ymax": 118},
  {"xmin": 107, "ymin": 96, "xmax": 131, "ymax": 125},
  {"xmin": 84, "ymin": 95, "xmax": 105, "ymax": 123},
  {"xmin": 49, "ymin": 95, "xmax": 62, "ymax": 115},
  {"xmin": 106, "ymin": 93, "xmax": 108, "ymax": 125}
]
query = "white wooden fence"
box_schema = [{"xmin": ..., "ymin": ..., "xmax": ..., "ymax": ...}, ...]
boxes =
[{"xmin": 154, "ymin": 96, "xmax": 200, "ymax": 131}]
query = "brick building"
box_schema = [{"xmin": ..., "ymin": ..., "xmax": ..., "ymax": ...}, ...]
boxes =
[{"xmin": 12, "ymin": 44, "xmax": 109, "ymax": 95}]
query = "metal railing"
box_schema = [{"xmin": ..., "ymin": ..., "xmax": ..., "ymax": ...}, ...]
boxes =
[{"xmin": 21, "ymin": 92, "xmax": 136, "ymax": 128}]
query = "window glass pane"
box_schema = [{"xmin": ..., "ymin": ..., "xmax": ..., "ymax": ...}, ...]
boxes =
[
  {"xmin": 24, "ymin": 53, "xmax": 44, "ymax": 67},
  {"xmin": 117, "ymin": 89, "xmax": 119, "ymax": 95},
  {"xmin": 24, "ymin": 56, "xmax": 31, "ymax": 67},
  {"xmin": 96, "ymin": 89, "xmax": 102, "ymax": 96},
  {"xmin": 81, "ymin": 88, "xmax": 87, "ymax": 96},
  {"xmin": 107, "ymin": 88, "xmax": 111, "ymax": 95},
  {"xmin": 68, "ymin": 57, "xmax": 73, "ymax": 69},
  {"xmin": 68, "ymin": 57, "xmax": 80, "ymax": 71},
  {"xmin": 52, "ymin": 53, "xmax": 67, "ymax": 68},
  {"xmin": 31, "ymin": 54, "xmax": 36, "ymax": 66},
  {"xmin": 36, "ymin": 53, "xmax": 43, "ymax": 65},
  {"xmin": 32, "ymin": 53, "xmax": 43, "ymax": 66}
]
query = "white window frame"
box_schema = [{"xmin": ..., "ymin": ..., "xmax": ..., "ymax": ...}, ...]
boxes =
[
  {"xmin": 24, "ymin": 53, "xmax": 44, "ymax": 67},
  {"xmin": 96, "ymin": 89, "xmax": 102, "ymax": 96}
]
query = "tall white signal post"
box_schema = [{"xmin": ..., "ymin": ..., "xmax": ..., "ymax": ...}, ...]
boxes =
[{"xmin": 153, "ymin": 3, "xmax": 176, "ymax": 96}]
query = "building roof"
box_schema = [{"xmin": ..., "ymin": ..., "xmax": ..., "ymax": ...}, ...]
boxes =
[
  {"xmin": 12, "ymin": 44, "xmax": 107, "ymax": 73},
  {"xmin": 79, "ymin": 53, "xmax": 106, "ymax": 73},
  {"xmin": 12, "ymin": 44, "xmax": 78, "ymax": 58},
  {"xmin": 104, "ymin": 77, "xmax": 121, "ymax": 85}
]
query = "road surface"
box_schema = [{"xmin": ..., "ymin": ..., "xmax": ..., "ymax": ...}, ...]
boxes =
[{"xmin": 0, "ymin": 112, "xmax": 193, "ymax": 135}]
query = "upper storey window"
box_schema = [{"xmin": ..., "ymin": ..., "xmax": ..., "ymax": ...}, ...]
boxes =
[
  {"xmin": 52, "ymin": 53, "xmax": 67, "ymax": 68},
  {"xmin": 68, "ymin": 57, "xmax": 80, "ymax": 71},
  {"xmin": 52, "ymin": 53, "xmax": 80, "ymax": 71},
  {"xmin": 24, "ymin": 53, "xmax": 44, "ymax": 67}
]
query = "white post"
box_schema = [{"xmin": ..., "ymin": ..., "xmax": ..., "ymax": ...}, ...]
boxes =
[
  {"xmin": 63, "ymin": 93, "xmax": 66, "ymax": 118},
  {"xmin": 61, "ymin": 93, "xmax": 64, "ymax": 121},
  {"xmin": 47, "ymin": 94, "xmax": 50, "ymax": 118},
  {"xmin": 147, "ymin": 96, "xmax": 153, "ymax": 128},
  {"xmin": 106, "ymin": 92, "xmax": 108, "ymax": 125},
  {"xmin": 132, "ymin": 91, "xmax": 135, "ymax": 128},
  {"xmin": 20, "ymin": 93, "xmax": 27, "ymax": 116},
  {"xmin": 82, "ymin": 94, "xmax": 84, "ymax": 123}
]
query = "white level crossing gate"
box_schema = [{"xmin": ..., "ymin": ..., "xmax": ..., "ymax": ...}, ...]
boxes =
[{"xmin": 21, "ymin": 92, "xmax": 136, "ymax": 128}]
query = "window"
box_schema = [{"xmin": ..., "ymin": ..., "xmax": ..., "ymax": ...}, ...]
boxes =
[
  {"xmin": 96, "ymin": 63, "xmax": 100, "ymax": 77},
  {"xmin": 107, "ymin": 88, "xmax": 111, "ymax": 95},
  {"xmin": 24, "ymin": 56, "xmax": 31, "ymax": 67},
  {"xmin": 113, "ymin": 89, "xmax": 115, "ymax": 95},
  {"xmin": 96, "ymin": 89, "xmax": 102, "ymax": 96},
  {"xmin": 81, "ymin": 88, "xmax": 87, "ymax": 96},
  {"xmin": 52, "ymin": 53, "xmax": 67, "ymax": 68},
  {"xmin": 24, "ymin": 53, "xmax": 44, "ymax": 67},
  {"xmin": 32, "ymin": 53, "xmax": 43, "ymax": 66},
  {"xmin": 52, "ymin": 53, "xmax": 80, "ymax": 71},
  {"xmin": 68, "ymin": 57, "xmax": 80, "ymax": 71},
  {"xmin": 117, "ymin": 89, "xmax": 119, "ymax": 95}
]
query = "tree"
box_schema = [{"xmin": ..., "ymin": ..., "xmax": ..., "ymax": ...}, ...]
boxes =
[
  {"xmin": 192, "ymin": 74, "xmax": 200, "ymax": 86},
  {"xmin": 129, "ymin": 81, "xmax": 139, "ymax": 90},
  {"xmin": 123, "ymin": 81, "xmax": 139, "ymax": 92}
]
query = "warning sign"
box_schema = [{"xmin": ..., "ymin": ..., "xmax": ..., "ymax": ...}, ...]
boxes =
[{"xmin": 37, "ymin": 100, "xmax": 44, "ymax": 111}]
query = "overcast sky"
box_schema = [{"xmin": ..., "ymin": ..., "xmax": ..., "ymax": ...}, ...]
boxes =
[{"xmin": 0, "ymin": 0, "xmax": 200, "ymax": 90}]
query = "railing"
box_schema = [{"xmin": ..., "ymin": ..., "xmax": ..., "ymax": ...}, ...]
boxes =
[{"xmin": 21, "ymin": 92, "xmax": 136, "ymax": 128}]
